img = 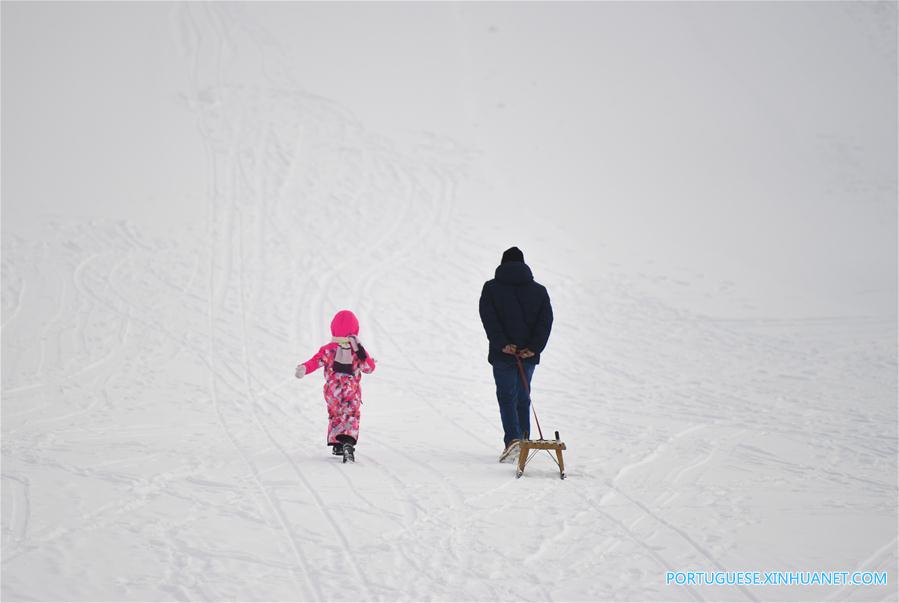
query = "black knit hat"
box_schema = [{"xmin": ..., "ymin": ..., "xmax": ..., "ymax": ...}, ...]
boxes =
[{"xmin": 501, "ymin": 246, "xmax": 524, "ymax": 264}]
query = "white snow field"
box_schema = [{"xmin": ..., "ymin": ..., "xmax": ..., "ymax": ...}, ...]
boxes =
[{"xmin": 2, "ymin": 2, "xmax": 896, "ymax": 602}]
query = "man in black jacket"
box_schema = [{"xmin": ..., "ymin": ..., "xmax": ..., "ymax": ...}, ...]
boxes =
[{"xmin": 479, "ymin": 246, "xmax": 553, "ymax": 459}]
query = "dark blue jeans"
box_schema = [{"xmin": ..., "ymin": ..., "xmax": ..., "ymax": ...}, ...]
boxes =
[{"xmin": 493, "ymin": 361, "xmax": 535, "ymax": 447}]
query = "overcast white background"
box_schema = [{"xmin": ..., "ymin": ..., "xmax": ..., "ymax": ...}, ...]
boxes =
[{"xmin": 2, "ymin": 2, "xmax": 896, "ymax": 601}]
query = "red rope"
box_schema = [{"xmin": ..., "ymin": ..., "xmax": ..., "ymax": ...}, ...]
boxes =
[{"xmin": 515, "ymin": 355, "xmax": 545, "ymax": 440}]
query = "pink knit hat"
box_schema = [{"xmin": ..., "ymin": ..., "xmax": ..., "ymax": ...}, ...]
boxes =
[{"xmin": 330, "ymin": 310, "xmax": 360, "ymax": 337}]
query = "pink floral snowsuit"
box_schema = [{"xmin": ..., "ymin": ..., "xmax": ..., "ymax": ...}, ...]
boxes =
[{"xmin": 299, "ymin": 311, "xmax": 376, "ymax": 446}]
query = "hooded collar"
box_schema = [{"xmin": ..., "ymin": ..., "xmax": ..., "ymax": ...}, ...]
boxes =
[{"xmin": 495, "ymin": 261, "xmax": 533, "ymax": 285}]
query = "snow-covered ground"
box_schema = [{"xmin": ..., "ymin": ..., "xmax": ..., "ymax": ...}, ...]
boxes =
[{"xmin": 2, "ymin": 2, "xmax": 896, "ymax": 601}]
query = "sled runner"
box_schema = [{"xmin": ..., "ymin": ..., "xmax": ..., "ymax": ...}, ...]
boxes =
[
  {"xmin": 515, "ymin": 432, "xmax": 566, "ymax": 480},
  {"xmin": 513, "ymin": 356, "xmax": 567, "ymax": 480}
]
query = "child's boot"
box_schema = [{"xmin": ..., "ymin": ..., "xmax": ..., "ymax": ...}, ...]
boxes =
[
  {"xmin": 336, "ymin": 435, "xmax": 356, "ymax": 463},
  {"xmin": 331, "ymin": 444, "xmax": 344, "ymax": 456}
]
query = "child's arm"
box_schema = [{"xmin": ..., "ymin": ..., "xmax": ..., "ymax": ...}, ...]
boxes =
[
  {"xmin": 295, "ymin": 346, "xmax": 328, "ymax": 379},
  {"xmin": 350, "ymin": 337, "xmax": 376, "ymax": 374},
  {"xmin": 358, "ymin": 348, "xmax": 376, "ymax": 374}
]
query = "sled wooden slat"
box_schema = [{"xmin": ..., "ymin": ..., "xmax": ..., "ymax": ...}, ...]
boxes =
[{"xmin": 519, "ymin": 440, "xmax": 566, "ymax": 451}]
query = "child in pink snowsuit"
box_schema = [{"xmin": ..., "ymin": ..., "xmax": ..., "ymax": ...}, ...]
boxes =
[{"xmin": 295, "ymin": 310, "xmax": 376, "ymax": 459}]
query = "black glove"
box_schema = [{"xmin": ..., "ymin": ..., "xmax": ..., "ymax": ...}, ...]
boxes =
[{"xmin": 355, "ymin": 344, "xmax": 368, "ymax": 361}]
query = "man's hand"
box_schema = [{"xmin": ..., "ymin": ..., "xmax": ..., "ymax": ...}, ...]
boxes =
[
  {"xmin": 502, "ymin": 344, "xmax": 518, "ymax": 355},
  {"xmin": 518, "ymin": 348, "xmax": 535, "ymax": 359}
]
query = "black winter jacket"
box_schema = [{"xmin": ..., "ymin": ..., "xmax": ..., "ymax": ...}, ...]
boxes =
[{"xmin": 479, "ymin": 261, "xmax": 553, "ymax": 365}]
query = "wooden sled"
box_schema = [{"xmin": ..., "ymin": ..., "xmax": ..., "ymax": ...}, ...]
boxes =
[{"xmin": 516, "ymin": 431, "xmax": 567, "ymax": 480}]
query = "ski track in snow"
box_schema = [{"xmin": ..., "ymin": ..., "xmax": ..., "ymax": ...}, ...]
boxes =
[{"xmin": 2, "ymin": 4, "xmax": 896, "ymax": 601}]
